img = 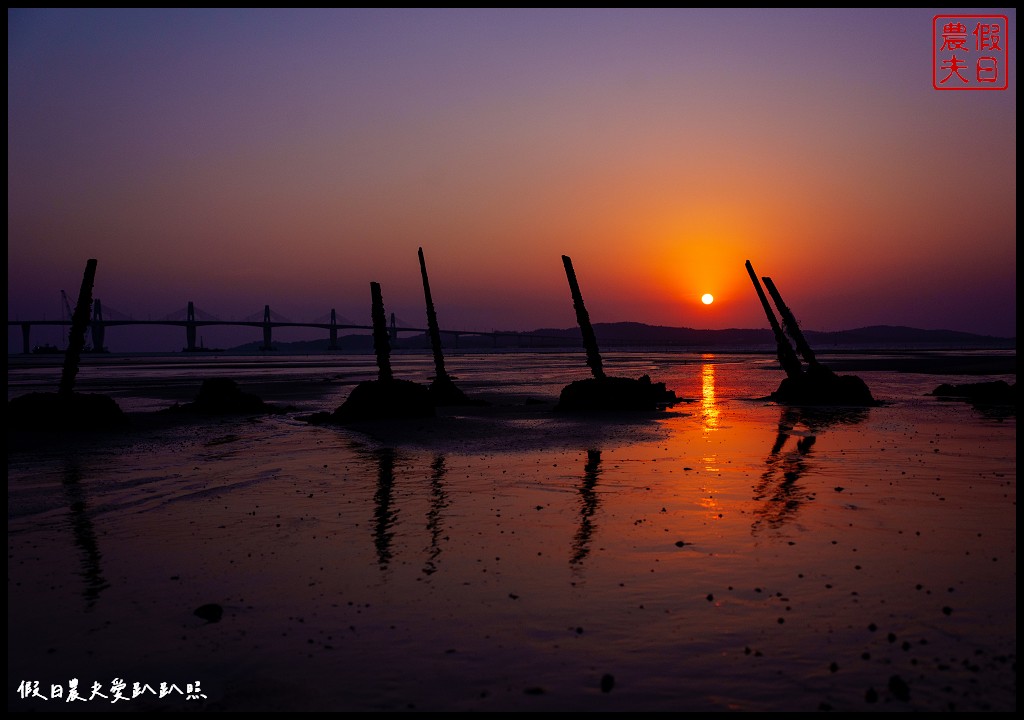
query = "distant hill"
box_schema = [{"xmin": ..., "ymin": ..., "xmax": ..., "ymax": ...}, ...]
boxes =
[
  {"xmin": 806, "ymin": 325, "xmax": 1015, "ymax": 347},
  {"xmin": 228, "ymin": 323, "xmax": 1015, "ymax": 353}
]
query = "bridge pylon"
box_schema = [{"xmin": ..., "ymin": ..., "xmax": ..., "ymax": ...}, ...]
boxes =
[
  {"xmin": 91, "ymin": 299, "xmax": 106, "ymax": 353},
  {"xmin": 186, "ymin": 301, "xmax": 198, "ymax": 351},
  {"xmin": 261, "ymin": 305, "xmax": 274, "ymax": 350}
]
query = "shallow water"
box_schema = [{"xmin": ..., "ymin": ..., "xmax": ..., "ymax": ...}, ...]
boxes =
[{"xmin": 7, "ymin": 352, "xmax": 1016, "ymax": 711}]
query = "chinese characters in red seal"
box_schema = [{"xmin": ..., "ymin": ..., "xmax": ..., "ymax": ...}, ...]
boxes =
[{"xmin": 934, "ymin": 15, "xmax": 1009, "ymax": 90}]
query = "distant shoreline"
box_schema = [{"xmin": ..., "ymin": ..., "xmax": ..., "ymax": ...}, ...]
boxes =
[{"xmin": 8, "ymin": 322, "xmax": 1014, "ymax": 358}]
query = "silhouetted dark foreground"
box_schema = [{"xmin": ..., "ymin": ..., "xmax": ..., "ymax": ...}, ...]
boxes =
[
  {"xmin": 8, "ymin": 352, "xmax": 1015, "ymax": 713},
  {"xmin": 557, "ymin": 255, "xmax": 680, "ymax": 412},
  {"xmin": 165, "ymin": 378, "xmax": 280, "ymax": 415},
  {"xmin": 769, "ymin": 363, "xmax": 876, "ymax": 406},
  {"xmin": 319, "ymin": 281, "xmax": 436, "ymax": 424},
  {"xmin": 746, "ymin": 261, "xmax": 876, "ymax": 406},
  {"xmin": 325, "ymin": 378, "xmax": 435, "ymax": 422},
  {"xmin": 7, "ymin": 391, "xmax": 127, "ymax": 431},
  {"xmin": 419, "ymin": 247, "xmax": 488, "ymax": 407},
  {"xmin": 7, "ymin": 258, "xmax": 129, "ymax": 430},
  {"xmin": 930, "ymin": 379, "xmax": 1016, "ymax": 410},
  {"xmin": 556, "ymin": 375, "xmax": 679, "ymax": 412}
]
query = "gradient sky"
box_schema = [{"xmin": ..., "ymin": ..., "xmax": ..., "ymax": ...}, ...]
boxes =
[{"xmin": 8, "ymin": 8, "xmax": 1017, "ymax": 351}]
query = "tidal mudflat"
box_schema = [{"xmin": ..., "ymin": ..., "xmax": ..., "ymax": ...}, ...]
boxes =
[{"xmin": 7, "ymin": 351, "xmax": 1016, "ymax": 711}]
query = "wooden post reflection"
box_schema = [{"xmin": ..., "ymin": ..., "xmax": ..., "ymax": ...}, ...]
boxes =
[{"xmin": 570, "ymin": 449, "xmax": 602, "ymax": 566}]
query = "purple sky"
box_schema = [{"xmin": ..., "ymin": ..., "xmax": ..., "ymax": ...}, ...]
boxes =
[{"xmin": 8, "ymin": 9, "xmax": 1017, "ymax": 352}]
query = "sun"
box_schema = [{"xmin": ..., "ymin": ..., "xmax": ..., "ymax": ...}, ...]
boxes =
[{"xmin": 701, "ymin": 293, "xmax": 714, "ymax": 305}]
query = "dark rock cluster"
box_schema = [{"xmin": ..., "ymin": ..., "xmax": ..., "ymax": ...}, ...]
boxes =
[
  {"xmin": 168, "ymin": 378, "xmax": 278, "ymax": 415},
  {"xmin": 329, "ymin": 378, "xmax": 436, "ymax": 423},
  {"xmin": 770, "ymin": 364, "xmax": 878, "ymax": 406},
  {"xmin": 7, "ymin": 392, "xmax": 128, "ymax": 431},
  {"xmin": 556, "ymin": 374, "xmax": 679, "ymax": 412},
  {"xmin": 930, "ymin": 379, "xmax": 1015, "ymax": 405}
]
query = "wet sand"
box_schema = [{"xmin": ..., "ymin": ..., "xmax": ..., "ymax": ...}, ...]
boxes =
[{"xmin": 7, "ymin": 352, "xmax": 1016, "ymax": 711}]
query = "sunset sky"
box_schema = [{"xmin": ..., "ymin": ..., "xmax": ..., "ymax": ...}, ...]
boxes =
[{"xmin": 8, "ymin": 9, "xmax": 1017, "ymax": 351}]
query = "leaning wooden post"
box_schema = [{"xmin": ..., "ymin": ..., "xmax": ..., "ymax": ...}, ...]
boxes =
[
  {"xmin": 370, "ymin": 282, "xmax": 393, "ymax": 382},
  {"xmin": 562, "ymin": 255, "xmax": 606, "ymax": 381},
  {"xmin": 762, "ymin": 276, "xmax": 819, "ymax": 368},
  {"xmin": 745, "ymin": 260, "xmax": 801, "ymax": 379},
  {"xmin": 59, "ymin": 259, "xmax": 98, "ymax": 399},
  {"xmin": 418, "ymin": 247, "xmax": 450, "ymax": 384}
]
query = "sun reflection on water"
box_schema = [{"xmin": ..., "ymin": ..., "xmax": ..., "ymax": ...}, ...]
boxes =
[
  {"xmin": 698, "ymin": 356, "xmax": 724, "ymax": 518},
  {"xmin": 701, "ymin": 358, "xmax": 719, "ymax": 432}
]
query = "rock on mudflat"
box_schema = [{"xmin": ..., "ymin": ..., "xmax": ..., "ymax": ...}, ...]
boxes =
[
  {"xmin": 194, "ymin": 603, "xmax": 223, "ymax": 623},
  {"xmin": 771, "ymin": 365, "xmax": 877, "ymax": 406},
  {"xmin": 556, "ymin": 375, "xmax": 679, "ymax": 412},
  {"xmin": 7, "ymin": 392, "xmax": 127, "ymax": 431},
  {"xmin": 428, "ymin": 375, "xmax": 488, "ymax": 407},
  {"xmin": 931, "ymin": 380, "xmax": 1016, "ymax": 405},
  {"xmin": 330, "ymin": 378, "xmax": 435, "ymax": 423},
  {"xmin": 168, "ymin": 378, "xmax": 276, "ymax": 415}
]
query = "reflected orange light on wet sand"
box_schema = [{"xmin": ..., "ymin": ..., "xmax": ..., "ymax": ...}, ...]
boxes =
[
  {"xmin": 697, "ymin": 357, "xmax": 724, "ymax": 519},
  {"xmin": 701, "ymin": 358, "xmax": 719, "ymax": 432}
]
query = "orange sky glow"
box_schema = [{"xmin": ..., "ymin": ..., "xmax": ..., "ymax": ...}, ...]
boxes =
[{"xmin": 7, "ymin": 9, "xmax": 1017, "ymax": 351}]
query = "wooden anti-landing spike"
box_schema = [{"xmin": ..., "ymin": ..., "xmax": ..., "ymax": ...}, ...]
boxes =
[
  {"xmin": 418, "ymin": 247, "xmax": 450, "ymax": 384},
  {"xmin": 370, "ymin": 281, "xmax": 393, "ymax": 383},
  {"xmin": 59, "ymin": 258, "xmax": 98, "ymax": 398},
  {"xmin": 762, "ymin": 275, "xmax": 818, "ymax": 368},
  {"xmin": 562, "ymin": 255, "xmax": 606, "ymax": 381},
  {"xmin": 745, "ymin": 260, "xmax": 801, "ymax": 380}
]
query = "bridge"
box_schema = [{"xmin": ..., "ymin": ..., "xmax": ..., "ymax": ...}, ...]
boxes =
[{"xmin": 7, "ymin": 301, "xmax": 536, "ymax": 354}]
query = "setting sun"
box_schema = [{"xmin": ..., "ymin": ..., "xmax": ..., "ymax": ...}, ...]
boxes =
[{"xmin": 701, "ymin": 293, "xmax": 714, "ymax": 305}]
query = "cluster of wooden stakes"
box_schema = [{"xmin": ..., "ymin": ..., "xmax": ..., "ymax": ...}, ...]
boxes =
[
  {"xmin": 322, "ymin": 249, "xmax": 682, "ymax": 423},
  {"xmin": 322, "ymin": 250, "xmax": 875, "ymax": 424},
  {"xmin": 9, "ymin": 252, "xmax": 876, "ymax": 431},
  {"xmin": 745, "ymin": 259, "xmax": 876, "ymax": 407}
]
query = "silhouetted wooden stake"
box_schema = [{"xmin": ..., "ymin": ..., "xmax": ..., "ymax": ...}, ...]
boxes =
[
  {"xmin": 59, "ymin": 259, "xmax": 97, "ymax": 399},
  {"xmin": 745, "ymin": 260, "xmax": 801, "ymax": 379},
  {"xmin": 418, "ymin": 247, "xmax": 450, "ymax": 384},
  {"xmin": 762, "ymin": 276, "xmax": 819, "ymax": 368},
  {"xmin": 562, "ymin": 255, "xmax": 606, "ymax": 381},
  {"xmin": 370, "ymin": 282, "xmax": 393, "ymax": 382}
]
